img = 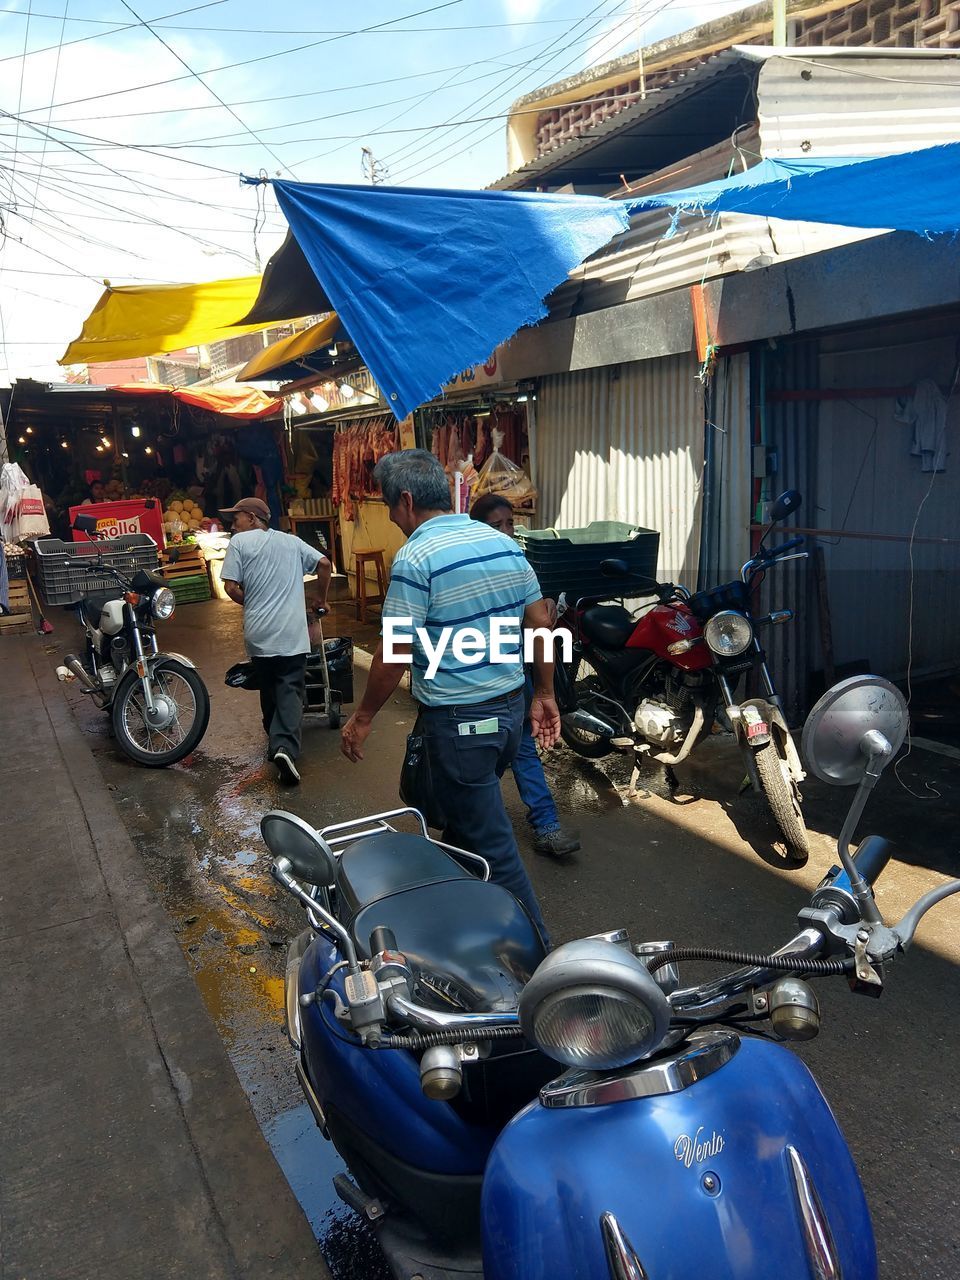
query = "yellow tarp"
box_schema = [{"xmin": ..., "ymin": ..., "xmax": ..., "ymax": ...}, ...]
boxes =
[
  {"xmin": 237, "ymin": 314, "xmax": 340, "ymax": 381},
  {"xmin": 59, "ymin": 276, "xmax": 280, "ymax": 366}
]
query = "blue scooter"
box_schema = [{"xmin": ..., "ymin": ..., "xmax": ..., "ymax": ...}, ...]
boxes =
[{"xmin": 263, "ymin": 675, "xmax": 959, "ymax": 1279}]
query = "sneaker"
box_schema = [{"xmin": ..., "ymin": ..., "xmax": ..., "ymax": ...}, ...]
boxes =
[
  {"xmin": 273, "ymin": 750, "xmax": 301, "ymax": 785},
  {"xmin": 532, "ymin": 826, "xmax": 580, "ymax": 857}
]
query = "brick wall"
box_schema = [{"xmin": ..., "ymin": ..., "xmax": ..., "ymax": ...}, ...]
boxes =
[{"xmin": 534, "ymin": 0, "xmax": 960, "ymax": 157}]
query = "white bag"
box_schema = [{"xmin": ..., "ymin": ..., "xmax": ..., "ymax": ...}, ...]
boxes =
[{"xmin": 0, "ymin": 463, "xmax": 50, "ymax": 541}]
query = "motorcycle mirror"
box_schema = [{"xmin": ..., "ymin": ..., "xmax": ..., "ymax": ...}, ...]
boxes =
[
  {"xmin": 802, "ymin": 676, "xmax": 908, "ymax": 925},
  {"xmin": 73, "ymin": 512, "xmax": 98, "ymax": 535},
  {"xmin": 801, "ymin": 675, "xmax": 907, "ymax": 787},
  {"xmin": 600, "ymin": 558, "xmax": 629, "ymax": 577},
  {"xmin": 260, "ymin": 810, "xmax": 337, "ymax": 887},
  {"xmin": 770, "ymin": 489, "xmax": 802, "ymax": 521}
]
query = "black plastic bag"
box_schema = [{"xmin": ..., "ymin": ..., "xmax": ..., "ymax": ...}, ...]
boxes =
[{"xmin": 225, "ymin": 661, "xmax": 261, "ymax": 691}]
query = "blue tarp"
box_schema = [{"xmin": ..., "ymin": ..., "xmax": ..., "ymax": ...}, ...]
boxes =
[
  {"xmin": 271, "ymin": 180, "xmax": 632, "ymax": 420},
  {"xmin": 265, "ymin": 143, "xmax": 960, "ymax": 420},
  {"xmin": 624, "ymin": 142, "xmax": 960, "ymax": 231}
]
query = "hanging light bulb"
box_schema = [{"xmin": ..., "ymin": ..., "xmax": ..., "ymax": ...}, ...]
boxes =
[
  {"xmin": 131, "ymin": 424, "xmax": 141, "ymax": 438},
  {"xmin": 338, "ymin": 382, "xmax": 356, "ymax": 399},
  {"xmin": 122, "ymin": 451, "xmax": 130, "ymax": 459},
  {"xmin": 144, "ymin": 446, "xmax": 153, "ymax": 456},
  {"xmin": 95, "ymin": 445, "xmax": 104, "ymax": 453},
  {"xmin": 102, "ymin": 436, "xmax": 112, "ymax": 448},
  {"xmin": 18, "ymin": 435, "xmax": 26, "ymax": 444},
  {"xmin": 60, "ymin": 440, "xmax": 69, "ymax": 449},
  {"xmin": 310, "ymin": 394, "xmax": 329, "ymax": 414},
  {"xmin": 25, "ymin": 426, "xmax": 33, "ymax": 435}
]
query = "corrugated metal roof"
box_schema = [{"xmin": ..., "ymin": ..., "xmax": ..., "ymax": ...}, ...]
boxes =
[
  {"xmin": 755, "ymin": 52, "xmax": 960, "ymax": 158},
  {"xmin": 490, "ymin": 48, "xmax": 760, "ymax": 192}
]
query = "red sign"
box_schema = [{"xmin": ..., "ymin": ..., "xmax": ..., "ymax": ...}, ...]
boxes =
[{"xmin": 68, "ymin": 499, "xmax": 165, "ymax": 547}]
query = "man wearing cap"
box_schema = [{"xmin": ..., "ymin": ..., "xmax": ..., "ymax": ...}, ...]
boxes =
[{"xmin": 220, "ymin": 497, "xmax": 331, "ymax": 784}]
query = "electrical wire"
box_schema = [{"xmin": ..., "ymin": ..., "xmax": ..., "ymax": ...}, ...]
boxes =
[
  {"xmin": 21, "ymin": 0, "xmax": 69, "ymax": 226},
  {"xmin": 389, "ymin": 0, "xmax": 670, "ymax": 185},
  {"xmin": 19, "ymin": 0, "xmax": 469, "ymax": 116},
  {"xmin": 0, "ymin": 1, "xmax": 230, "ymax": 68},
  {"xmin": 386, "ymin": 0, "xmax": 669, "ymax": 179},
  {"xmin": 115, "ymin": 0, "xmax": 298, "ymax": 179}
]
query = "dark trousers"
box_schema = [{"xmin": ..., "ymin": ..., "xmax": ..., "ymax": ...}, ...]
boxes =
[
  {"xmin": 417, "ymin": 687, "xmax": 550, "ymax": 946},
  {"xmin": 251, "ymin": 654, "xmax": 307, "ymax": 760}
]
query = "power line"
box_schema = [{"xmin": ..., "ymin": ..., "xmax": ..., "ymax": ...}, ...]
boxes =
[
  {"xmin": 0, "ymin": 1, "xmax": 230, "ymax": 68},
  {"xmin": 116, "ymin": 0, "xmax": 297, "ymax": 179},
  {"xmin": 18, "ymin": 0, "xmax": 468, "ymax": 116},
  {"xmin": 384, "ymin": 0, "xmax": 637, "ymax": 181},
  {"xmin": 393, "ymin": 0, "xmax": 676, "ymax": 184}
]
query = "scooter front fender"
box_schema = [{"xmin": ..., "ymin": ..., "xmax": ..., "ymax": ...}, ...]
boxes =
[{"xmin": 481, "ymin": 1035, "xmax": 875, "ymax": 1280}]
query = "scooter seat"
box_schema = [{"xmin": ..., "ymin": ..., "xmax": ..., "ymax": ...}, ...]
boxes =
[
  {"xmin": 352, "ymin": 878, "xmax": 546, "ymax": 1013},
  {"xmin": 336, "ymin": 831, "xmax": 470, "ymax": 918},
  {"xmin": 581, "ymin": 603, "xmax": 635, "ymax": 648}
]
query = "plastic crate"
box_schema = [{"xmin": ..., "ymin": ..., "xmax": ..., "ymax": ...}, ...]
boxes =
[
  {"xmin": 5, "ymin": 554, "xmax": 27, "ymax": 580},
  {"xmin": 169, "ymin": 573, "xmax": 211, "ymax": 604},
  {"xmin": 517, "ymin": 522, "xmax": 660, "ymax": 604},
  {"xmin": 32, "ymin": 535, "xmax": 160, "ymax": 606}
]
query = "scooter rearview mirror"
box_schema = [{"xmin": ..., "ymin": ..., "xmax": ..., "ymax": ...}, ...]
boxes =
[
  {"xmin": 770, "ymin": 489, "xmax": 802, "ymax": 521},
  {"xmin": 261, "ymin": 810, "xmax": 337, "ymax": 887},
  {"xmin": 801, "ymin": 675, "xmax": 907, "ymax": 788},
  {"xmin": 801, "ymin": 675, "xmax": 908, "ymax": 923}
]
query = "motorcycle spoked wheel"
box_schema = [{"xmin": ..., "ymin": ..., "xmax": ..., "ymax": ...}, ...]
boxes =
[
  {"xmin": 753, "ymin": 739, "xmax": 810, "ymax": 862},
  {"xmin": 559, "ymin": 655, "xmax": 617, "ymax": 759},
  {"xmin": 111, "ymin": 662, "xmax": 211, "ymax": 767}
]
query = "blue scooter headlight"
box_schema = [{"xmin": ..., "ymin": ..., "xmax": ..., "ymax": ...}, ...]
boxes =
[{"xmin": 519, "ymin": 939, "xmax": 671, "ymax": 1070}]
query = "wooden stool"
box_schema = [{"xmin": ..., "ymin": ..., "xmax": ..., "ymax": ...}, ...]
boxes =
[{"xmin": 354, "ymin": 549, "xmax": 387, "ymax": 622}]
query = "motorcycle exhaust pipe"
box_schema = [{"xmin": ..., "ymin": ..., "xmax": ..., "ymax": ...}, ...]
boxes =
[
  {"xmin": 64, "ymin": 654, "xmax": 102, "ymax": 694},
  {"xmin": 565, "ymin": 708, "xmax": 617, "ymax": 738}
]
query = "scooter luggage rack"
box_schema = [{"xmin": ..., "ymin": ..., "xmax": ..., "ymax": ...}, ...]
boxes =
[{"xmin": 317, "ymin": 807, "xmax": 491, "ymax": 881}]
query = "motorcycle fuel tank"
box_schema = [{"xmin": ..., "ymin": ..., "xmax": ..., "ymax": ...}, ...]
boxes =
[
  {"xmin": 481, "ymin": 1034, "xmax": 876, "ymax": 1280},
  {"xmin": 627, "ymin": 603, "xmax": 711, "ymax": 671}
]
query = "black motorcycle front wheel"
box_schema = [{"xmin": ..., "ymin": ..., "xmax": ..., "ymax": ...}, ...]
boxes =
[
  {"xmin": 753, "ymin": 740, "xmax": 809, "ymax": 861},
  {"xmin": 111, "ymin": 661, "xmax": 211, "ymax": 767}
]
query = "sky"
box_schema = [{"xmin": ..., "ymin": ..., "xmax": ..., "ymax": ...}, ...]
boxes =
[{"xmin": 0, "ymin": 0, "xmax": 751, "ymax": 384}]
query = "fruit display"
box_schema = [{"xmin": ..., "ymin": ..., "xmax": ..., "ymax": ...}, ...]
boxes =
[{"xmin": 163, "ymin": 495, "xmax": 206, "ymax": 540}]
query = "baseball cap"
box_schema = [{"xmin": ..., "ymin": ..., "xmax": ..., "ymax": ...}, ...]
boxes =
[{"xmin": 219, "ymin": 497, "xmax": 270, "ymax": 520}]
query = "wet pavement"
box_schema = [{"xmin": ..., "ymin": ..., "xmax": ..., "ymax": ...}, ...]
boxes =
[{"xmin": 58, "ymin": 595, "xmax": 960, "ymax": 1279}]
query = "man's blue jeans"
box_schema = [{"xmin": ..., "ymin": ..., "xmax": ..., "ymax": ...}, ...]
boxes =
[
  {"xmin": 510, "ymin": 674, "xmax": 560, "ymax": 834},
  {"xmin": 416, "ymin": 685, "xmax": 550, "ymax": 946}
]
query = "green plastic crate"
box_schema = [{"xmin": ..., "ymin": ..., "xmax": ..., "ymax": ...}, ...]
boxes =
[
  {"xmin": 517, "ymin": 521, "xmax": 660, "ymax": 603},
  {"xmin": 170, "ymin": 573, "xmax": 211, "ymax": 604}
]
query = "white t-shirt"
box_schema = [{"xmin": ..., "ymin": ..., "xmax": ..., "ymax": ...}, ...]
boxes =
[{"xmin": 220, "ymin": 528, "xmax": 323, "ymax": 658}]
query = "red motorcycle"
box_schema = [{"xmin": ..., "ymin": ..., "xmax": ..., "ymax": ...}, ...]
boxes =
[{"xmin": 554, "ymin": 491, "xmax": 810, "ymax": 860}]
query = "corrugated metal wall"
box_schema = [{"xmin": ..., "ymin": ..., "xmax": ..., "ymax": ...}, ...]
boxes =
[
  {"xmin": 815, "ymin": 324, "xmax": 960, "ymax": 684},
  {"xmin": 757, "ymin": 340, "xmax": 821, "ymax": 723},
  {"xmin": 700, "ymin": 352, "xmax": 752, "ymax": 588},
  {"xmin": 536, "ymin": 353, "xmax": 704, "ymax": 586}
]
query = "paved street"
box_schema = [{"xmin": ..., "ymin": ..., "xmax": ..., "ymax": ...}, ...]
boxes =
[{"xmin": 61, "ymin": 597, "xmax": 960, "ymax": 1279}]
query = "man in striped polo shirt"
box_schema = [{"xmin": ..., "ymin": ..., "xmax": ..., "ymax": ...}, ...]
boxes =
[{"xmin": 340, "ymin": 450, "xmax": 559, "ymax": 943}]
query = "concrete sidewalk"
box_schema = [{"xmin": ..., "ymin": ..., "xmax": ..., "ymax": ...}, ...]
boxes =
[{"xmin": 0, "ymin": 636, "xmax": 327, "ymax": 1280}]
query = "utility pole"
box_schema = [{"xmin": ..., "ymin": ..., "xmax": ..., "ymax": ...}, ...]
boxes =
[
  {"xmin": 361, "ymin": 147, "xmax": 389, "ymax": 185},
  {"xmin": 635, "ymin": 0, "xmax": 647, "ymax": 100},
  {"xmin": 773, "ymin": 0, "xmax": 788, "ymax": 46}
]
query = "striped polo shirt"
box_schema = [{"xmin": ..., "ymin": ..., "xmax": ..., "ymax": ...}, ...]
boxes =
[{"xmin": 382, "ymin": 513, "xmax": 542, "ymax": 706}]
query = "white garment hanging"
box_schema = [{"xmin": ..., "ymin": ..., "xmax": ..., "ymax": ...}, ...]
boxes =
[{"xmin": 895, "ymin": 378, "xmax": 948, "ymax": 473}]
